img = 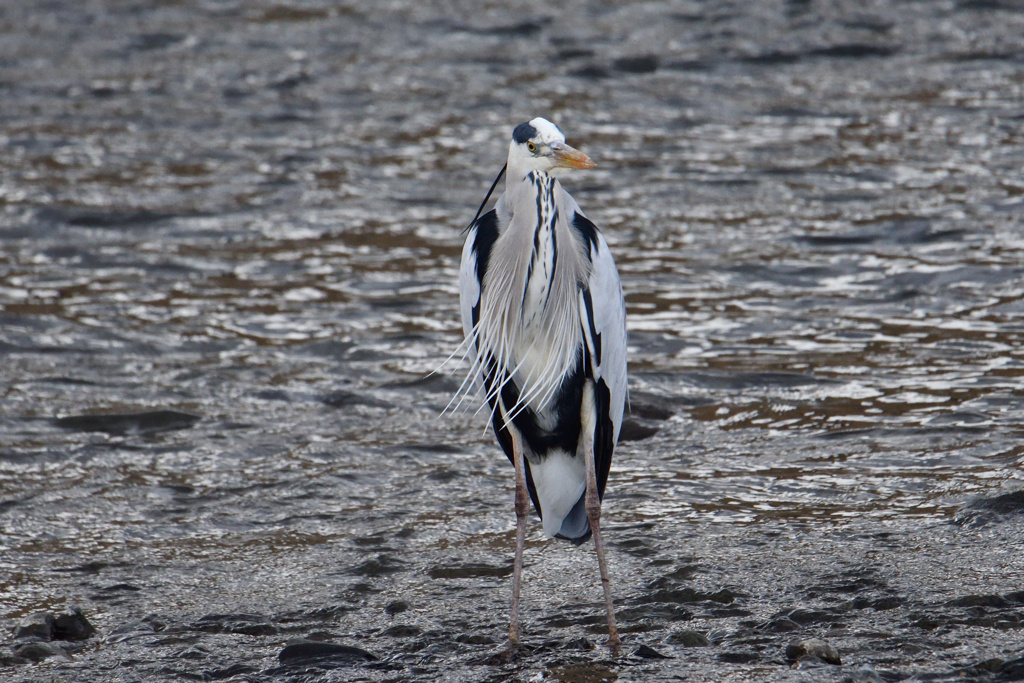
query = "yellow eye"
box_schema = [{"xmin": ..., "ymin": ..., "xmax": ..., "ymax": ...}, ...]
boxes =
[{"xmin": 527, "ymin": 142, "xmax": 537, "ymax": 153}]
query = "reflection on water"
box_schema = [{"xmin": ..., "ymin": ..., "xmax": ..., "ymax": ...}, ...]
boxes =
[{"xmin": 2, "ymin": 0, "xmax": 1023, "ymax": 680}]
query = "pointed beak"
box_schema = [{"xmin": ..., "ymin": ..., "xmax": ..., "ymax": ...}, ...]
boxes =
[{"xmin": 551, "ymin": 142, "xmax": 595, "ymax": 170}]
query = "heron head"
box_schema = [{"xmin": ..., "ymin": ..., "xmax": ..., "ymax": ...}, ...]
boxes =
[{"xmin": 507, "ymin": 117, "xmax": 594, "ymax": 178}]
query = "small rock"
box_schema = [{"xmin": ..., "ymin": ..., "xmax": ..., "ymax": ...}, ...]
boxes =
[
  {"xmin": 12, "ymin": 641, "xmax": 69, "ymax": 663},
  {"xmin": 947, "ymin": 594, "xmax": 1008, "ymax": 608},
  {"xmin": 13, "ymin": 612, "xmax": 55, "ymax": 640},
  {"xmin": 786, "ymin": 638, "xmax": 842, "ymax": 665},
  {"xmin": 667, "ymin": 629, "xmax": 710, "ymax": 647},
  {"xmin": 761, "ymin": 616, "xmax": 802, "ymax": 633},
  {"xmin": 455, "ymin": 633, "xmax": 497, "ymax": 646},
  {"xmin": 382, "ymin": 624, "xmax": 421, "ymax": 638},
  {"xmin": 385, "ymin": 600, "xmax": 409, "ymax": 615},
  {"xmin": 278, "ymin": 640, "xmax": 378, "ymax": 666},
  {"xmin": 718, "ymin": 650, "xmax": 759, "ymax": 664},
  {"xmin": 53, "ymin": 607, "xmax": 96, "ymax": 641},
  {"xmin": 999, "ymin": 654, "xmax": 1024, "ymax": 680},
  {"xmin": 634, "ymin": 643, "xmax": 671, "ymax": 659},
  {"xmin": 841, "ymin": 664, "xmax": 884, "ymax": 682}
]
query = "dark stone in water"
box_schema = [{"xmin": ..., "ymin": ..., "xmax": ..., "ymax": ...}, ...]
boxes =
[
  {"xmin": 205, "ymin": 663, "xmax": 259, "ymax": 679},
  {"xmin": 278, "ymin": 640, "xmax": 378, "ymax": 665},
  {"xmin": 841, "ymin": 664, "xmax": 885, "ymax": 682},
  {"xmin": 613, "ymin": 55, "xmax": 659, "ymax": 74},
  {"xmin": 947, "ymin": 594, "xmax": 1008, "ymax": 608},
  {"xmin": 319, "ymin": 390, "xmax": 391, "ymax": 409},
  {"xmin": 385, "ymin": 600, "xmax": 410, "ymax": 615},
  {"xmin": 972, "ymin": 489, "xmax": 1024, "ymax": 514},
  {"xmin": 194, "ymin": 614, "xmax": 279, "ymax": 636},
  {"xmin": 718, "ymin": 650, "xmax": 759, "ymax": 664},
  {"xmin": 53, "ymin": 607, "xmax": 96, "ymax": 641},
  {"xmin": 428, "ymin": 563, "xmax": 512, "ymax": 579},
  {"xmin": 12, "ymin": 641, "xmax": 69, "ymax": 663},
  {"xmin": 761, "ymin": 616, "xmax": 802, "ymax": 632},
  {"xmin": 54, "ymin": 410, "xmax": 201, "ymax": 435},
  {"xmin": 634, "ymin": 643, "xmax": 671, "ymax": 659},
  {"xmin": 666, "ymin": 629, "xmax": 710, "ymax": 647},
  {"xmin": 456, "ymin": 632, "xmax": 497, "ymax": 645},
  {"xmin": 786, "ymin": 638, "xmax": 842, "ymax": 665},
  {"xmin": 956, "ymin": 489, "xmax": 1024, "ymax": 526},
  {"xmin": 383, "ymin": 624, "xmax": 421, "ymax": 638},
  {"xmin": 13, "ymin": 612, "xmax": 55, "ymax": 640},
  {"xmin": 999, "ymin": 654, "xmax": 1024, "ymax": 680}
]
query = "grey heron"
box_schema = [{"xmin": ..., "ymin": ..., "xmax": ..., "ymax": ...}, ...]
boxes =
[{"xmin": 454, "ymin": 117, "xmax": 627, "ymax": 650}]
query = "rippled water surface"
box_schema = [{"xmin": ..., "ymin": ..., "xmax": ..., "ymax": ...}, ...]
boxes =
[{"xmin": 2, "ymin": 1, "xmax": 1024, "ymax": 681}]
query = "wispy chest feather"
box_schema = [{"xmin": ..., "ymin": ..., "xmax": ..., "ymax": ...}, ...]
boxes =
[{"xmin": 477, "ymin": 172, "xmax": 590, "ymax": 417}]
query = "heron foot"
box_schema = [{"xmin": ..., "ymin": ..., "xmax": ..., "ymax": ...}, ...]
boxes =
[
  {"xmin": 607, "ymin": 631, "xmax": 622, "ymax": 656},
  {"xmin": 481, "ymin": 640, "xmax": 520, "ymax": 665}
]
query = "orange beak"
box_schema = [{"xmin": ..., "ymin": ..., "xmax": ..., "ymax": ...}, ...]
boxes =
[{"xmin": 551, "ymin": 142, "xmax": 595, "ymax": 170}]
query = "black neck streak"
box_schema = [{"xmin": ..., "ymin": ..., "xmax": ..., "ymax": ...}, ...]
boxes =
[{"xmin": 522, "ymin": 172, "xmax": 559, "ymax": 316}]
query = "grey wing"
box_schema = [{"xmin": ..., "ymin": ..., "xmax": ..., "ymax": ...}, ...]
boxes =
[{"xmin": 576, "ymin": 212, "xmax": 627, "ymax": 497}]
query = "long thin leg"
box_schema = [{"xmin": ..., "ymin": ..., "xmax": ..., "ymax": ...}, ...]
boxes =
[
  {"xmin": 581, "ymin": 381, "xmax": 620, "ymax": 650},
  {"xmin": 509, "ymin": 424, "xmax": 528, "ymax": 646}
]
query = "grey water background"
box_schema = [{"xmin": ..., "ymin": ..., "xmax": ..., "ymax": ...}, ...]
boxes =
[{"xmin": 2, "ymin": 0, "xmax": 1023, "ymax": 680}]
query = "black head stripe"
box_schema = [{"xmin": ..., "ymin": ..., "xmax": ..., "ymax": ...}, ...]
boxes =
[{"xmin": 512, "ymin": 122, "xmax": 538, "ymax": 144}]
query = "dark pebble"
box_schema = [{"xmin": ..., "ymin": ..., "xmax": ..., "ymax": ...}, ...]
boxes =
[
  {"xmin": 786, "ymin": 638, "xmax": 842, "ymax": 665},
  {"xmin": 761, "ymin": 616, "xmax": 802, "ymax": 632},
  {"xmin": 205, "ymin": 663, "xmax": 259, "ymax": 679},
  {"xmin": 12, "ymin": 641, "xmax": 69, "ymax": 662},
  {"xmin": 194, "ymin": 614, "xmax": 279, "ymax": 636},
  {"xmin": 383, "ymin": 624, "xmax": 421, "ymax": 638},
  {"xmin": 634, "ymin": 643, "xmax": 671, "ymax": 659},
  {"xmin": 385, "ymin": 600, "xmax": 410, "ymax": 615},
  {"xmin": 13, "ymin": 612, "xmax": 55, "ymax": 640},
  {"xmin": 947, "ymin": 594, "xmax": 1008, "ymax": 608},
  {"xmin": 972, "ymin": 489, "xmax": 1024, "ymax": 514},
  {"xmin": 718, "ymin": 650, "xmax": 759, "ymax": 664},
  {"xmin": 998, "ymin": 654, "xmax": 1024, "ymax": 680},
  {"xmin": 53, "ymin": 607, "xmax": 96, "ymax": 641},
  {"xmin": 841, "ymin": 664, "xmax": 884, "ymax": 682},
  {"xmin": 427, "ymin": 563, "xmax": 511, "ymax": 579},
  {"xmin": 278, "ymin": 640, "xmax": 378, "ymax": 665},
  {"xmin": 53, "ymin": 409, "xmax": 201, "ymax": 435},
  {"xmin": 613, "ymin": 55, "xmax": 660, "ymax": 74},
  {"xmin": 666, "ymin": 629, "xmax": 711, "ymax": 647}
]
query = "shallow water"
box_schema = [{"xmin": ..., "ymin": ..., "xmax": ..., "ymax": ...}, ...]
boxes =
[{"xmin": 2, "ymin": 1, "xmax": 1023, "ymax": 681}]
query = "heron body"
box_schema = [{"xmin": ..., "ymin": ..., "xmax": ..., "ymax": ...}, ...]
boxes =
[{"xmin": 456, "ymin": 117, "xmax": 627, "ymax": 648}]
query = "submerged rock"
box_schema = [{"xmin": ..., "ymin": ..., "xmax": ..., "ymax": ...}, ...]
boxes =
[
  {"xmin": 278, "ymin": 640, "xmax": 378, "ymax": 666},
  {"xmin": 841, "ymin": 664, "xmax": 885, "ymax": 682},
  {"xmin": 955, "ymin": 489, "xmax": 1024, "ymax": 526},
  {"xmin": 13, "ymin": 612, "xmax": 55, "ymax": 640},
  {"xmin": 53, "ymin": 607, "xmax": 96, "ymax": 641},
  {"xmin": 12, "ymin": 607, "xmax": 94, "ymax": 642},
  {"xmin": 666, "ymin": 629, "xmax": 711, "ymax": 647},
  {"xmin": 634, "ymin": 643, "xmax": 671, "ymax": 659},
  {"xmin": 786, "ymin": 638, "xmax": 842, "ymax": 665},
  {"xmin": 1000, "ymin": 655, "xmax": 1024, "ymax": 680},
  {"xmin": 12, "ymin": 641, "xmax": 69, "ymax": 663},
  {"xmin": 53, "ymin": 410, "xmax": 201, "ymax": 435}
]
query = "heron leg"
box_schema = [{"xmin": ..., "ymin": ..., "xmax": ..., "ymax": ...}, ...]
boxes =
[
  {"xmin": 582, "ymin": 382, "xmax": 620, "ymax": 651},
  {"xmin": 509, "ymin": 424, "xmax": 528, "ymax": 646}
]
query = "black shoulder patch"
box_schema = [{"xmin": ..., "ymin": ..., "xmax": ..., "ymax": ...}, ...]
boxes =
[
  {"xmin": 472, "ymin": 209, "xmax": 499, "ymax": 290},
  {"xmin": 512, "ymin": 122, "xmax": 538, "ymax": 144},
  {"xmin": 572, "ymin": 212, "xmax": 600, "ymax": 257}
]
